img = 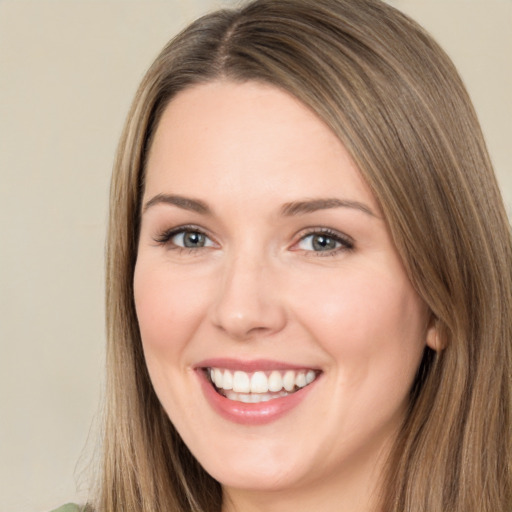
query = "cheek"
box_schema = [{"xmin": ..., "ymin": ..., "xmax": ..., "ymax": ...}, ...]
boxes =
[
  {"xmin": 290, "ymin": 264, "xmax": 427, "ymax": 384},
  {"xmin": 291, "ymin": 267, "xmax": 428, "ymax": 445},
  {"xmin": 133, "ymin": 261, "xmax": 210, "ymax": 357}
]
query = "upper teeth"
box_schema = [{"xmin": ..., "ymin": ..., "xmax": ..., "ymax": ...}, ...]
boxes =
[{"xmin": 208, "ymin": 368, "xmax": 317, "ymax": 394}]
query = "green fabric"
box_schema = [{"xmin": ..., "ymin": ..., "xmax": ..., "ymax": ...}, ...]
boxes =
[{"xmin": 50, "ymin": 504, "xmax": 81, "ymax": 512}]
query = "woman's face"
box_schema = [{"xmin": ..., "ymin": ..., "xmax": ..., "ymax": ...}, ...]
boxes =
[{"xmin": 134, "ymin": 81, "xmax": 436, "ymax": 503}]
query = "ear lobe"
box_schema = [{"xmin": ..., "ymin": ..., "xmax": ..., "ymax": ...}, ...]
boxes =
[{"xmin": 426, "ymin": 316, "xmax": 445, "ymax": 351}]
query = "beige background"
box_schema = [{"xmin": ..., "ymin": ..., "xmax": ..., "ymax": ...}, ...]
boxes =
[{"xmin": 0, "ymin": 1, "xmax": 510, "ymax": 511}]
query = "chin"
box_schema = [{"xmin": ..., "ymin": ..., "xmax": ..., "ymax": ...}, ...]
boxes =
[
  {"xmin": 189, "ymin": 436, "xmax": 309, "ymax": 492},
  {"xmin": 209, "ymin": 463, "xmax": 304, "ymax": 493}
]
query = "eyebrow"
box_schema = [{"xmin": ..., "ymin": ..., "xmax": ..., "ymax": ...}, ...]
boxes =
[
  {"xmin": 143, "ymin": 194, "xmax": 211, "ymax": 215},
  {"xmin": 281, "ymin": 198, "xmax": 376, "ymax": 217},
  {"xmin": 142, "ymin": 194, "xmax": 376, "ymax": 218}
]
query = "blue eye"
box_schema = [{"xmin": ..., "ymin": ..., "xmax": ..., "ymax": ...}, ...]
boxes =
[
  {"xmin": 172, "ymin": 230, "xmax": 212, "ymax": 248},
  {"xmin": 297, "ymin": 230, "xmax": 353, "ymax": 253},
  {"xmin": 155, "ymin": 227, "xmax": 215, "ymax": 250}
]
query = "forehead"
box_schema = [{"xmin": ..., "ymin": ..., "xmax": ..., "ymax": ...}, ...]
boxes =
[{"xmin": 144, "ymin": 80, "xmax": 377, "ymax": 213}]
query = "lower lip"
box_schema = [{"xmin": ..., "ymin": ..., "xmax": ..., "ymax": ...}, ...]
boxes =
[{"xmin": 197, "ymin": 370, "xmax": 318, "ymax": 425}]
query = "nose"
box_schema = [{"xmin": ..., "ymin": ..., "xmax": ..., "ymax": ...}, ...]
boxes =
[{"xmin": 209, "ymin": 252, "xmax": 287, "ymax": 341}]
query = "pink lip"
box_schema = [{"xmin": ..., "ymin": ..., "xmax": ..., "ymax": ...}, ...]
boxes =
[
  {"xmin": 195, "ymin": 360, "xmax": 320, "ymax": 426},
  {"xmin": 195, "ymin": 358, "xmax": 318, "ymax": 372}
]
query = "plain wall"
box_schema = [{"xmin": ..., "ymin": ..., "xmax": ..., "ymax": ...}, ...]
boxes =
[{"xmin": 0, "ymin": 1, "xmax": 510, "ymax": 511}]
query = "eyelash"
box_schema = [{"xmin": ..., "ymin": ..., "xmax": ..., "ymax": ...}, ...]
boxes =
[
  {"xmin": 153, "ymin": 225, "xmax": 354, "ymax": 256},
  {"xmin": 153, "ymin": 224, "xmax": 212, "ymax": 254},
  {"xmin": 296, "ymin": 228, "xmax": 354, "ymax": 257}
]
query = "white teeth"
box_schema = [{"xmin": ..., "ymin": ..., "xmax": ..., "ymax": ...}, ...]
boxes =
[
  {"xmin": 232, "ymin": 371, "xmax": 250, "ymax": 393},
  {"xmin": 222, "ymin": 369, "xmax": 233, "ymax": 390},
  {"xmin": 214, "ymin": 368, "xmax": 223, "ymax": 388},
  {"xmin": 295, "ymin": 371, "xmax": 307, "ymax": 388},
  {"xmin": 268, "ymin": 370, "xmax": 283, "ymax": 392},
  {"xmin": 283, "ymin": 370, "xmax": 295, "ymax": 391},
  {"xmin": 224, "ymin": 390, "xmax": 290, "ymax": 403},
  {"xmin": 250, "ymin": 371, "xmax": 269, "ymax": 393},
  {"xmin": 208, "ymin": 367, "xmax": 319, "ymax": 398}
]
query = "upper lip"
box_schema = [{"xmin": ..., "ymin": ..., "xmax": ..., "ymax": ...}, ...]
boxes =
[{"xmin": 194, "ymin": 358, "xmax": 320, "ymax": 372}]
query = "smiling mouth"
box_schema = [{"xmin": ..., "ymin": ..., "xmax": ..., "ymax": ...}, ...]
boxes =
[{"xmin": 205, "ymin": 368, "xmax": 321, "ymax": 403}]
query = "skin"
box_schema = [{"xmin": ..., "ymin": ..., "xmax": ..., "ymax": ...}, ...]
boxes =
[{"xmin": 134, "ymin": 80, "xmax": 437, "ymax": 512}]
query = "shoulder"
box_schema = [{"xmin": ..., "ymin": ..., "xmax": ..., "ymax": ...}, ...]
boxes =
[{"xmin": 49, "ymin": 504, "xmax": 83, "ymax": 512}]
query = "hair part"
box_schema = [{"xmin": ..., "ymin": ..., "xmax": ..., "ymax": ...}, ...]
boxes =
[{"xmin": 100, "ymin": 1, "xmax": 512, "ymax": 510}]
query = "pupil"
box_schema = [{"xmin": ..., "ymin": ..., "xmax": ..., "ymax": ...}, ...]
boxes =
[
  {"xmin": 184, "ymin": 232, "xmax": 204, "ymax": 247},
  {"xmin": 313, "ymin": 235, "xmax": 335, "ymax": 251}
]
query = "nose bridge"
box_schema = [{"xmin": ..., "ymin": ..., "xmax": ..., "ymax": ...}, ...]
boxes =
[{"xmin": 210, "ymin": 242, "xmax": 286, "ymax": 340}]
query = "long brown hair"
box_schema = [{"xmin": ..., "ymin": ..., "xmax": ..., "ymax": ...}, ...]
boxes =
[{"xmin": 100, "ymin": 0, "xmax": 512, "ymax": 510}]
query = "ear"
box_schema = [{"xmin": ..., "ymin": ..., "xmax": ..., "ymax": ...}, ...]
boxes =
[{"xmin": 426, "ymin": 316, "xmax": 445, "ymax": 351}]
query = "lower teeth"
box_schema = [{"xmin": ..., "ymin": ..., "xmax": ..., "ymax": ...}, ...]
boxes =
[{"xmin": 221, "ymin": 389, "xmax": 291, "ymax": 403}]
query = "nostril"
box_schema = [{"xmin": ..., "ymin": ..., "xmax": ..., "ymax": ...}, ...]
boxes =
[
  {"xmin": 213, "ymin": 315, "xmax": 282, "ymax": 341},
  {"xmin": 211, "ymin": 302, "xmax": 286, "ymax": 340}
]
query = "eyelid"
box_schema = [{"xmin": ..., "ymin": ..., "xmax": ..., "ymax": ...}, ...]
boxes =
[
  {"xmin": 152, "ymin": 224, "xmax": 353, "ymax": 256},
  {"xmin": 153, "ymin": 224, "xmax": 216, "ymax": 247},
  {"xmin": 291, "ymin": 227, "xmax": 354, "ymax": 255}
]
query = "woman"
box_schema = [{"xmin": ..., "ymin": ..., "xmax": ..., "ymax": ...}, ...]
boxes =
[{"xmin": 56, "ymin": 0, "xmax": 512, "ymax": 510}]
